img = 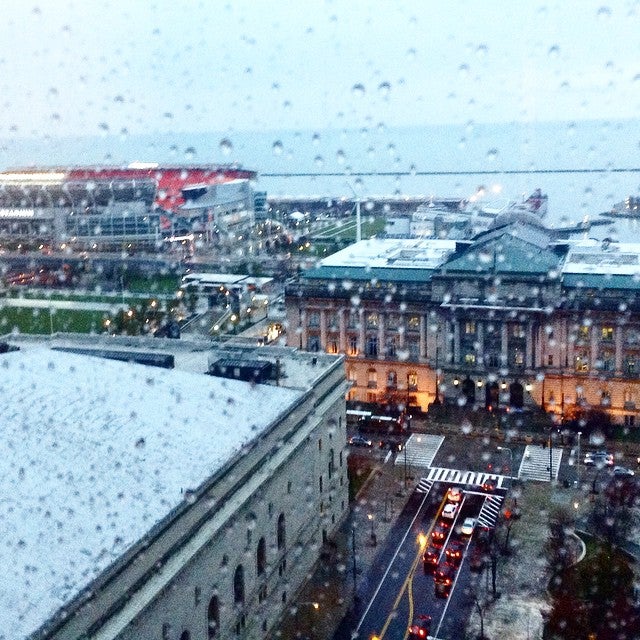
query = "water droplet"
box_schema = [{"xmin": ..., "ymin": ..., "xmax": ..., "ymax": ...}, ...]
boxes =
[
  {"xmin": 351, "ymin": 83, "xmax": 365, "ymax": 97},
  {"xmin": 98, "ymin": 122, "xmax": 109, "ymax": 133},
  {"xmin": 597, "ymin": 6, "xmax": 611, "ymax": 19},
  {"xmin": 314, "ymin": 155, "xmax": 324, "ymax": 168},
  {"xmin": 163, "ymin": 112, "xmax": 173, "ymax": 121},
  {"xmin": 486, "ymin": 148, "xmax": 498, "ymax": 161},
  {"xmin": 184, "ymin": 146, "xmax": 196, "ymax": 160},
  {"xmin": 476, "ymin": 44, "xmax": 488, "ymax": 58},
  {"xmin": 409, "ymin": 164, "xmax": 417, "ymax": 176},
  {"xmin": 367, "ymin": 146, "xmax": 375, "ymax": 159},
  {"xmin": 336, "ymin": 149, "xmax": 346, "ymax": 164},
  {"xmin": 272, "ymin": 140, "xmax": 283, "ymax": 156},
  {"xmin": 378, "ymin": 81, "xmax": 391, "ymax": 98},
  {"xmin": 219, "ymin": 138, "xmax": 233, "ymax": 156},
  {"xmin": 406, "ymin": 48, "xmax": 417, "ymax": 61},
  {"xmin": 312, "ymin": 132, "xmax": 320, "ymax": 145},
  {"xmin": 548, "ymin": 45, "xmax": 560, "ymax": 58},
  {"xmin": 113, "ymin": 95, "xmax": 124, "ymax": 103},
  {"xmin": 458, "ymin": 64, "xmax": 470, "ymax": 77}
]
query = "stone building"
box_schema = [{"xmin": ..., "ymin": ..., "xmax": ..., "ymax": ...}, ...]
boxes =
[
  {"xmin": 0, "ymin": 340, "xmax": 347, "ymax": 640},
  {"xmin": 285, "ymin": 216, "xmax": 640, "ymax": 427}
]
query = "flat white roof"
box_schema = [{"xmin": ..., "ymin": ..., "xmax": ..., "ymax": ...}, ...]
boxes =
[
  {"xmin": 319, "ymin": 238, "xmax": 457, "ymax": 270},
  {"xmin": 0, "ymin": 348, "xmax": 302, "ymax": 639},
  {"xmin": 562, "ymin": 239, "xmax": 640, "ymax": 275}
]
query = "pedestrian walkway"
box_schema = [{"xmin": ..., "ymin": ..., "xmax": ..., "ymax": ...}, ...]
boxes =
[
  {"xmin": 518, "ymin": 444, "xmax": 563, "ymax": 481},
  {"xmin": 476, "ymin": 494, "xmax": 504, "ymax": 529},
  {"xmin": 394, "ymin": 433, "xmax": 444, "ymax": 469}
]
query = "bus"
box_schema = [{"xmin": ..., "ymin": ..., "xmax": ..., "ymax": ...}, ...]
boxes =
[{"xmin": 347, "ymin": 409, "xmax": 406, "ymax": 434}]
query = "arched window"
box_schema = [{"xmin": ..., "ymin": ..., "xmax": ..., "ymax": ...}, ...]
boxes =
[
  {"xmin": 257, "ymin": 537, "xmax": 266, "ymax": 575},
  {"xmin": 180, "ymin": 632, "xmax": 191, "ymax": 640},
  {"xmin": 277, "ymin": 513, "xmax": 286, "ymax": 550},
  {"xmin": 207, "ymin": 596, "xmax": 220, "ymax": 639},
  {"xmin": 234, "ymin": 565, "xmax": 245, "ymax": 604}
]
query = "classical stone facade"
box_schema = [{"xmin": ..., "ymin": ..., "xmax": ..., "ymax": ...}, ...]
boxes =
[
  {"xmin": 6, "ymin": 341, "xmax": 347, "ymax": 640},
  {"xmin": 285, "ymin": 220, "xmax": 640, "ymax": 427}
]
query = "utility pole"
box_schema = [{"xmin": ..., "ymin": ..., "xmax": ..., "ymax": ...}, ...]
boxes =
[
  {"xmin": 549, "ymin": 429, "xmax": 553, "ymax": 482},
  {"xmin": 351, "ymin": 526, "xmax": 358, "ymax": 600}
]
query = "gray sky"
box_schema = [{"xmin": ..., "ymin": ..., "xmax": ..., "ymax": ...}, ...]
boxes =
[{"xmin": 0, "ymin": 0, "xmax": 638, "ymax": 139}]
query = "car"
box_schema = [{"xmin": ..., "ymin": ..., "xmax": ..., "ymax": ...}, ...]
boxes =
[
  {"xmin": 447, "ymin": 487, "xmax": 462, "ymax": 502},
  {"xmin": 612, "ymin": 466, "xmax": 635, "ymax": 477},
  {"xmin": 422, "ymin": 546, "xmax": 440, "ymax": 573},
  {"xmin": 441, "ymin": 502, "xmax": 458, "ymax": 519},
  {"xmin": 481, "ymin": 477, "xmax": 497, "ymax": 492},
  {"xmin": 434, "ymin": 561, "xmax": 457, "ymax": 598},
  {"xmin": 445, "ymin": 541, "xmax": 463, "ymax": 566},
  {"xmin": 347, "ymin": 435, "xmax": 372, "ymax": 448},
  {"xmin": 408, "ymin": 614, "xmax": 432, "ymax": 639},
  {"xmin": 584, "ymin": 451, "xmax": 614, "ymax": 467},
  {"xmin": 430, "ymin": 522, "xmax": 450, "ymax": 547},
  {"xmin": 460, "ymin": 517, "xmax": 476, "ymax": 536}
]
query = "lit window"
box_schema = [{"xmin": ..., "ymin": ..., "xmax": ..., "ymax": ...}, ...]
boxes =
[
  {"xmin": 407, "ymin": 315, "xmax": 420, "ymax": 330},
  {"xmin": 366, "ymin": 312, "xmax": 379, "ymax": 328},
  {"xmin": 464, "ymin": 353, "xmax": 476, "ymax": 365},
  {"xmin": 601, "ymin": 326, "xmax": 614, "ymax": 341},
  {"xmin": 348, "ymin": 335, "xmax": 358, "ymax": 356},
  {"xmin": 408, "ymin": 371, "xmax": 418, "ymax": 390},
  {"xmin": 464, "ymin": 321, "xmax": 476, "ymax": 335}
]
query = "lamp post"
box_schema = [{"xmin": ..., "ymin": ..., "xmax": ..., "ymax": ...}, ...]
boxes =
[
  {"xmin": 433, "ymin": 346, "xmax": 441, "ymax": 405},
  {"xmin": 351, "ymin": 526, "xmax": 358, "ymax": 599},
  {"xmin": 496, "ymin": 446, "xmax": 513, "ymax": 486},
  {"xmin": 576, "ymin": 431, "xmax": 582, "ymax": 486}
]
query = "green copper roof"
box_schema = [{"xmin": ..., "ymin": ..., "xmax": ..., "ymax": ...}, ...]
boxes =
[
  {"xmin": 302, "ymin": 265, "xmax": 434, "ymax": 283},
  {"xmin": 440, "ymin": 235, "xmax": 561, "ymax": 275}
]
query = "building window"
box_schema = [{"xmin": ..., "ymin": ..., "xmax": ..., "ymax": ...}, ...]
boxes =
[
  {"xmin": 464, "ymin": 353, "xmax": 476, "ymax": 365},
  {"xmin": 195, "ymin": 586, "xmax": 201, "ymax": 606},
  {"xmin": 366, "ymin": 392, "xmax": 378, "ymax": 402},
  {"xmin": 347, "ymin": 367, "xmax": 357, "ymax": 382},
  {"xmin": 308, "ymin": 311, "xmax": 320, "ymax": 327},
  {"xmin": 513, "ymin": 349, "xmax": 524, "ymax": 366},
  {"xmin": 367, "ymin": 368, "xmax": 377, "ymax": 388},
  {"xmin": 511, "ymin": 324, "xmax": 525, "ymax": 339},
  {"xmin": 600, "ymin": 390, "xmax": 611, "ymax": 406},
  {"xmin": 207, "ymin": 597, "xmax": 220, "ymax": 639},
  {"xmin": 307, "ymin": 335, "xmax": 320, "ymax": 352},
  {"xmin": 407, "ymin": 371, "xmax": 418, "ymax": 391},
  {"xmin": 339, "ymin": 451, "xmax": 343, "ymax": 467},
  {"xmin": 387, "ymin": 314, "xmax": 399, "ymax": 329},
  {"xmin": 464, "ymin": 321, "xmax": 476, "ymax": 335},
  {"xmin": 366, "ymin": 335, "xmax": 378, "ymax": 357},
  {"xmin": 258, "ymin": 584, "xmax": 267, "ymax": 604},
  {"xmin": 366, "ymin": 312, "xmax": 379, "ymax": 328},
  {"xmin": 408, "ymin": 339, "xmax": 420, "ymax": 359},
  {"xmin": 348, "ymin": 335, "xmax": 358, "ymax": 356},
  {"xmin": 256, "ymin": 537, "xmax": 266, "ymax": 576},
  {"xmin": 624, "ymin": 415, "xmax": 636, "ymax": 427},
  {"xmin": 601, "ymin": 326, "xmax": 614, "ymax": 341},
  {"xmin": 547, "ymin": 354, "xmax": 554, "ymax": 366},
  {"xmin": 600, "ymin": 350, "xmax": 614, "ymax": 371},
  {"xmin": 347, "ymin": 312, "xmax": 358, "ymax": 328},
  {"xmin": 574, "ymin": 354, "xmax": 589, "ymax": 372},
  {"xmin": 626, "ymin": 357, "xmax": 636, "ymax": 375},
  {"xmin": 233, "ymin": 565, "xmax": 245, "ymax": 604},
  {"xmin": 319, "ymin": 475, "xmax": 323, "ymax": 493},
  {"xmin": 385, "ymin": 336, "xmax": 397, "ymax": 357},
  {"xmin": 277, "ymin": 513, "xmax": 286, "ymax": 550},
  {"xmin": 327, "ymin": 340, "xmax": 338, "ymax": 354},
  {"xmin": 180, "ymin": 632, "xmax": 191, "ymax": 640},
  {"xmin": 387, "ymin": 370, "xmax": 397, "ymax": 389},
  {"xmin": 407, "ymin": 315, "xmax": 420, "ymax": 331},
  {"xmin": 328, "ymin": 448, "xmax": 335, "ymax": 479},
  {"xmin": 578, "ymin": 325, "xmax": 590, "ymax": 340}
]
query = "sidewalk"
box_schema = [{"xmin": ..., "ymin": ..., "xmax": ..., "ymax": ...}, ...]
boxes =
[{"xmin": 270, "ymin": 454, "xmax": 413, "ymax": 640}]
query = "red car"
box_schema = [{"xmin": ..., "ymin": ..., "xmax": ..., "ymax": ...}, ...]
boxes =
[
  {"xmin": 408, "ymin": 614, "xmax": 432, "ymax": 639},
  {"xmin": 430, "ymin": 522, "xmax": 450, "ymax": 548},
  {"xmin": 423, "ymin": 546, "xmax": 440, "ymax": 573},
  {"xmin": 445, "ymin": 541, "xmax": 463, "ymax": 566}
]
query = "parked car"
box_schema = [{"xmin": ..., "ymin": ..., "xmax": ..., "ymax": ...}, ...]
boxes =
[
  {"xmin": 612, "ymin": 466, "xmax": 635, "ymax": 477},
  {"xmin": 584, "ymin": 451, "xmax": 614, "ymax": 467},
  {"xmin": 348, "ymin": 434, "xmax": 372, "ymax": 448}
]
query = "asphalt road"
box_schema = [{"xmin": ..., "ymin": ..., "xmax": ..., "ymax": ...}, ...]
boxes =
[{"xmin": 333, "ymin": 479, "xmax": 508, "ymax": 640}]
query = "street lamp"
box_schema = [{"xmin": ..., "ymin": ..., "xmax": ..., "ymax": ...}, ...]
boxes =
[
  {"xmin": 576, "ymin": 431, "xmax": 582, "ymax": 486},
  {"xmin": 496, "ymin": 446, "xmax": 513, "ymax": 485},
  {"xmin": 368, "ymin": 513, "xmax": 376, "ymax": 546}
]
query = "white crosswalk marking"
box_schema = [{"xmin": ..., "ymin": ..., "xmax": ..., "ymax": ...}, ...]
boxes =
[
  {"xmin": 419, "ymin": 466, "xmax": 508, "ymax": 489},
  {"xmin": 394, "ymin": 433, "xmax": 445, "ymax": 470},
  {"xmin": 477, "ymin": 495, "xmax": 504, "ymax": 529},
  {"xmin": 518, "ymin": 444, "xmax": 563, "ymax": 481}
]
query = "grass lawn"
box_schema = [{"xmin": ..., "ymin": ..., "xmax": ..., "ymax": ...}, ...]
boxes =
[
  {"xmin": 0, "ymin": 307, "xmax": 110, "ymax": 335},
  {"xmin": 126, "ymin": 274, "xmax": 182, "ymax": 294},
  {"xmin": 348, "ymin": 456, "xmax": 375, "ymax": 501}
]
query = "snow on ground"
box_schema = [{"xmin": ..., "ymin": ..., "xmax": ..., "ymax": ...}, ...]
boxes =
[{"xmin": 0, "ymin": 347, "xmax": 302, "ymax": 639}]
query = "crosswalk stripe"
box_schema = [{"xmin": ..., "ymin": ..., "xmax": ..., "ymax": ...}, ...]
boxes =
[{"xmin": 424, "ymin": 466, "xmax": 509, "ymax": 489}]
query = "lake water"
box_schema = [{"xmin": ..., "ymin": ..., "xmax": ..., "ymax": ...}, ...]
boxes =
[{"xmin": 1, "ymin": 118, "xmax": 639, "ymax": 239}]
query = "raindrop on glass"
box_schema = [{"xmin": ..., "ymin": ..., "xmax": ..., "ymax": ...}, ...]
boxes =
[
  {"xmin": 378, "ymin": 81, "xmax": 391, "ymax": 98},
  {"xmin": 272, "ymin": 140, "xmax": 284, "ymax": 156},
  {"xmin": 219, "ymin": 138, "xmax": 233, "ymax": 156},
  {"xmin": 352, "ymin": 83, "xmax": 365, "ymax": 97}
]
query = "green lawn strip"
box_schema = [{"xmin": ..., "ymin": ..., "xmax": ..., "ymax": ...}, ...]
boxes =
[
  {"xmin": 0, "ymin": 307, "xmax": 110, "ymax": 334},
  {"xmin": 126, "ymin": 274, "xmax": 182, "ymax": 294}
]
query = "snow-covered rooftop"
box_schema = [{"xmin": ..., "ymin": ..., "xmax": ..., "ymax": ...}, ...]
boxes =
[
  {"xmin": 562, "ymin": 239, "xmax": 640, "ymax": 275},
  {"xmin": 319, "ymin": 238, "xmax": 457, "ymax": 270},
  {"xmin": 0, "ymin": 347, "xmax": 303, "ymax": 639}
]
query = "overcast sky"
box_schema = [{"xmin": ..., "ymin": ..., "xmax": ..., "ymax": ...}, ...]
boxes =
[{"xmin": 0, "ymin": 0, "xmax": 638, "ymax": 140}]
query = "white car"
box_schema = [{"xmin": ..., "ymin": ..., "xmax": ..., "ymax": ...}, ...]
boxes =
[
  {"xmin": 460, "ymin": 517, "xmax": 476, "ymax": 536},
  {"xmin": 441, "ymin": 503, "xmax": 458, "ymax": 519}
]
